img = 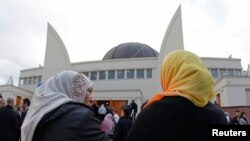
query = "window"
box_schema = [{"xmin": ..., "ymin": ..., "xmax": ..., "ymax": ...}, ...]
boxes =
[
  {"xmin": 227, "ymin": 69, "xmax": 234, "ymax": 76},
  {"xmin": 246, "ymin": 89, "xmax": 250, "ymax": 105},
  {"xmin": 219, "ymin": 69, "xmax": 226, "ymax": 78},
  {"xmin": 82, "ymin": 72, "xmax": 89, "ymax": 77},
  {"xmin": 38, "ymin": 76, "xmax": 42, "ymax": 83},
  {"xmin": 28, "ymin": 77, "xmax": 32, "ymax": 85},
  {"xmin": 235, "ymin": 69, "xmax": 241, "ymax": 76},
  {"xmin": 117, "ymin": 70, "xmax": 125, "ymax": 79},
  {"xmin": 146, "ymin": 69, "xmax": 152, "ymax": 78},
  {"xmin": 127, "ymin": 69, "xmax": 134, "ymax": 79},
  {"xmin": 108, "ymin": 70, "xmax": 115, "ymax": 79},
  {"xmin": 24, "ymin": 78, "xmax": 28, "ymax": 85},
  {"xmin": 211, "ymin": 68, "xmax": 218, "ymax": 78},
  {"xmin": 90, "ymin": 71, "xmax": 97, "ymax": 80},
  {"xmin": 99, "ymin": 71, "xmax": 106, "ymax": 80},
  {"xmin": 136, "ymin": 69, "xmax": 144, "ymax": 78},
  {"xmin": 33, "ymin": 76, "xmax": 38, "ymax": 84},
  {"xmin": 19, "ymin": 78, "xmax": 24, "ymax": 85}
]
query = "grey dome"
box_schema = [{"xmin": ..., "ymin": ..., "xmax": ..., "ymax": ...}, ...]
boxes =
[{"xmin": 103, "ymin": 42, "xmax": 159, "ymax": 60}]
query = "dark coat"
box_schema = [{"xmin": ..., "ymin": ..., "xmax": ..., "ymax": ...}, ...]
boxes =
[
  {"xmin": 126, "ymin": 96, "xmax": 227, "ymax": 141},
  {"xmin": 130, "ymin": 102, "xmax": 137, "ymax": 113},
  {"xmin": 0, "ymin": 105, "xmax": 21, "ymax": 141},
  {"xmin": 114, "ymin": 116, "xmax": 133, "ymax": 141},
  {"xmin": 33, "ymin": 102, "xmax": 112, "ymax": 141},
  {"xmin": 231, "ymin": 116, "xmax": 239, "ymax": 125},
  {"xmin": 20, "ymin": 108, "xmax": 28, "ymax": 125}
]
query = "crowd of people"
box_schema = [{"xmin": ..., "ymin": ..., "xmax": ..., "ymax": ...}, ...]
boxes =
[
  {"xmin": 0, "ymin": 50, "xmax": 249, "ymax": 141},
  {"xmin": 224, "ymin": 110, "xmax": 249, "ymax": 125},
  {"xmin": 0, "ymin": 96, "xmax": 30, "ymax": 141},
  {"xmin": 89, "ymin": 101, "xmax": 134, "ymax": 141}
]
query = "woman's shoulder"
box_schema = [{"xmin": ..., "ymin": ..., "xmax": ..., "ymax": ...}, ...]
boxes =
[
  {"xmin": 140, "ymin": 96, "xmax": 227, "ymax": 124},
  {"xmin": 143, "ymin": 96, "xmax": 197, "ymax": 113},
  {"xmin": 40, "ymin": 102, "xmax": 94, "ymax": 124},
  {"xmin": 62, "ymin": 102, "xmax": 95, "ymax": 118}
]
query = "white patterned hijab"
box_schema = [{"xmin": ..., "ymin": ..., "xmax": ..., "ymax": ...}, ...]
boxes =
[{"xmin": 21, "ymin": 71, "xmax": 93, "ymax": 141}]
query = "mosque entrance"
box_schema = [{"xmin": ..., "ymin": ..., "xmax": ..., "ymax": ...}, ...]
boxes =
[
  {"xmin": 16, "ymin": 96, "xmax": 22, "ymax": 106},
  {"xmin": 97, "ymin": 100, "xmax": 128, "ymax": 116}
]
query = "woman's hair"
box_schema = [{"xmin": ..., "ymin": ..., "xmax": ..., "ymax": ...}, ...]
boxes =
[{"xmin": 240, "ymin": 112, "xmax": 246, "ymax": 118}]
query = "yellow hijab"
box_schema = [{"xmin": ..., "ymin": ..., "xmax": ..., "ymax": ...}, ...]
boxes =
[{"xmin": 144, "ymin": 50, "xmax": 214, "ymax": 108}]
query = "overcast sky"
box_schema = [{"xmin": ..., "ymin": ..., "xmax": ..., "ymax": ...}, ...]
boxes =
[{"xmin": 1, "ymin": 0, "xmax": 250, "ymax": 85}]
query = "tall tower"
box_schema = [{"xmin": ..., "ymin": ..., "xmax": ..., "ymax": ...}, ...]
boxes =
[
  {"xmin": 42, "ymin": 23, "xmax": 72, "ymax": 81},
  {"xmin": 156, "ymin": 5, "xmax": 184, "ymax": 91}
]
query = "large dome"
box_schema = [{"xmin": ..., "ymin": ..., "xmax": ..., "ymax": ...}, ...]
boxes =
[{"xmin": 103, "ymin": 42, "xmax": 159, "ymax": 60}]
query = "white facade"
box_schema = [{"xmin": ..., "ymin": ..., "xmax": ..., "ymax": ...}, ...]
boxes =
[
  {"xmin": 19, "ymin": 55, "xmax": 246, "ymax": 108},
  {"xmin": 215, "ymin": 77, "xmax": 250, "ymax": 107},
  {"xmin": 19, "ymin": 58, "xmax": 158, "ymax": 111},
  {"xmin": 0, "ymin": 85, "xmax": 33, "ymax": 105},
  {"xmin": 202, "ymin": 57, "xmax": 242, "ymax": 80}
]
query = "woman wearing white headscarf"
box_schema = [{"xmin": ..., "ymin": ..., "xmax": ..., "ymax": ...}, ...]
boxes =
[{"xmin": 21, "ymin": 71, "xmax": 112, "ymax": 141}]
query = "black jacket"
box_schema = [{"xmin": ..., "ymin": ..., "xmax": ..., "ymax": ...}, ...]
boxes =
[
  {"xmin": 20, "ymin": 108, "xmax": 28, "ymax": 125},
  {"xmin": 0, "ymin": 105, "xmax": 21, "ymax": 141},
  {"xmin": 114, "ymin": 116, "xmax": 133, "ymax": 141},
  {"xmin": 231, "ymin": 116, "xmax": 239, "ymax": 125},
  {"xmin": 126, "ymin": 96, "xmax": 227, "ymax": 141},
  {"xmin": 33, "ymin": 102, "xmax": 112, "ymax": 141}
]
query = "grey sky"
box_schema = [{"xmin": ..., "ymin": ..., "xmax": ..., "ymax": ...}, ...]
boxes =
[{"xmin": 1, "ymin": 0, "xmax": 250, "ymax": 85}]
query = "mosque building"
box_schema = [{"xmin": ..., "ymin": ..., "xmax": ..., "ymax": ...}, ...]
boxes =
[{"xmin": 1, "ymin": 6, "xmax": 250, "ymax": 114}]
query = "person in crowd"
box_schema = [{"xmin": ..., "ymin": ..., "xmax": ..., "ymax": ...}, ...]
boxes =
[
  {"xmin": 13, "ymin": 105, "xmax": 18, "ymax": 111},
  {"xmin": 106, "ymin": 105, "xmax": 114, "ymax": 115},
  {"xmin": 113, "ymin": 110, "xmax": 120, "ymax": 124},
  {"xmin": 101, "ymin": 113, "xmax": 115, "ymax": 139},
  {"xmin": 98, "ymin": 104, "xmax": 108, "ymax": 121},
  {"xmin": 114, "ymin": 105, "xmax": 133, "ymax": 141},
  {"xmin": 0, "ymin": 97, "xmax": 21, "ymax": 141},
  {"xmin": 16, "ymin": 106, "xmax": 22, "ymax": 120},
  {"xmin": 126, "ymin": 50, "xmax": 227, "ymax": 141},
  {"xmin": 231, "ymin": 110, "xmax": 240, "ymax": 125},
  {"xmin": 130, "ymin": 100, "xmax": 138, "ymax": 122},
  {"xmin": 21, "ymin": 71, "xmax": 112, "ymax": 141},
  {"xmin": 20, "ymin": 98, "xmax": 30, "ymax": 125},
  {"xmin": 112, "ymin": 109, "xmax": 120, "ymax": 136},
  {"xmin": 239, "ymin": 112, "xmax": 248, "ymax": 125},
  {"xmin": 224, "ymin": 112, "xmax": 231, "ymax": 123},
  {"xmin": 0, "ymin": 96, "xmax": 6, "ymax": 108},
  {"xmin": 90, "ymin": 100, "xmax": 100, "ymax": 119}
]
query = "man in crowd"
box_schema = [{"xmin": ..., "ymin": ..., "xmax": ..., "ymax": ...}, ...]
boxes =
[
  {"xmin": 0, "ymin": 95, "xmax": 6, "ymax": 107},
  {"xmin": 231, "ymin": 110, "xmax": 240, "ymax": 125},
  {"xmin": 0, "ymin": 97, "xmax": 21, "ymax": 141},
  {"xmin": 21, "ymin": 98, "xmax": 30, "ymax": 125},
  {"xmin": 114, "ymin": 105, "xmax": 133, "ymax": 141},
  {"xmin": 130, "ymin": 99, "xmax": 138, "ymax": 121}
]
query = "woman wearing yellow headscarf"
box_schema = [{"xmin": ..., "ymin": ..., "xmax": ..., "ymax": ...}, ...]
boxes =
[{"xmin": 126, "ymin": 50, "xmax": 227, "ymax": 141}]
